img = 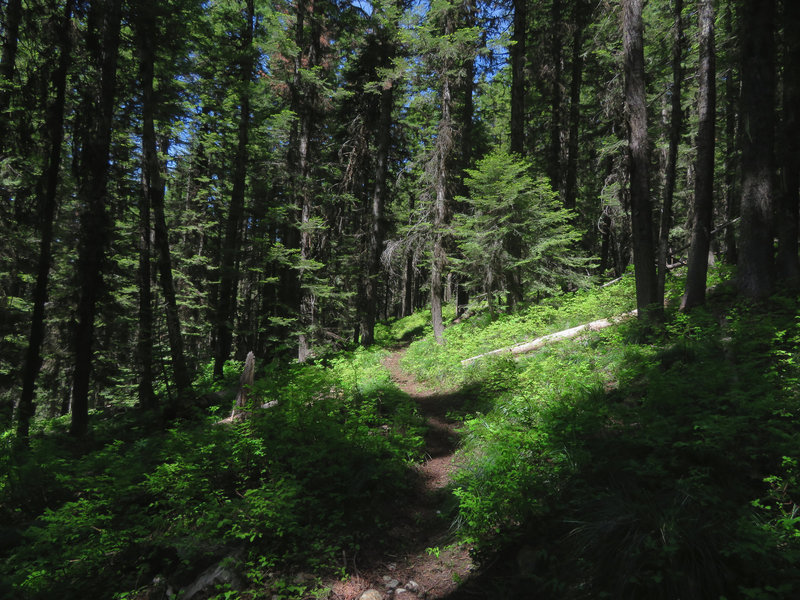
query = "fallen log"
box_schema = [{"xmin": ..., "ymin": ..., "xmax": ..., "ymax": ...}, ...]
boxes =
[{"xmin": 460, "ymin": 310, "xmax": 638, "ymax": 366}]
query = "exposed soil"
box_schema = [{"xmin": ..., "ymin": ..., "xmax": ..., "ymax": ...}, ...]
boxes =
[{"xmin": 327, "ymin": 348, "xmax": 474, "ymax": 600}]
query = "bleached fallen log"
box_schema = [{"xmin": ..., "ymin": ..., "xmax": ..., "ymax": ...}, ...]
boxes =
[{"xmin": 460, "ymin": 310, "xmax": 638, "ymax": 366}]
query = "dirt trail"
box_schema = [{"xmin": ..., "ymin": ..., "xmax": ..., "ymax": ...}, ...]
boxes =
[{"xmin": 328, "ymin": 348, "xmax": 474, "ymax": 600}]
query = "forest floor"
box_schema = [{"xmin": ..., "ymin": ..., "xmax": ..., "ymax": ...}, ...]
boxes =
[{"xmin": 326, "ymin": 347, "xmax": 474, "ymax": 600}]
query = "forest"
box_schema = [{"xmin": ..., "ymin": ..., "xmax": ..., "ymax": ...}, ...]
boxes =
[{"xmin": 2, "ymin": 0, "xmax": 800, "ymax": 598}]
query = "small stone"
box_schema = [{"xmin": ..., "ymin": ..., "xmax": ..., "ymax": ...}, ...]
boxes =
[
  {"xmin": 387, "ymin": 562, "xmax": 396, "ymax": 571},
  {"xmin": 358, "ymin": 590, "xmax": 383, "ymax": 600},
  {"xmin": 385, "ymin": 579, "xmax": 400, "ymax": 590},
  {"xmin": 395, "ymin": 588, "xmax": 407, "ymax": 594},
  {"xmin": 293, "ymin": 572, "xmax": 316, "ymax": 585},
  {"xmin": 405, "ymin": 580, "xmax": 419, "ymax": 593}
]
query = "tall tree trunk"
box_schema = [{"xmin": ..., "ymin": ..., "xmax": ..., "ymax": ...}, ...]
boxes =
[
  {"xmin": 510, "ymin": 0, "xmax": 527, "ymax": 156},
  {"xmin": 456, "ymin": 0, "xmax": 475, "ymax": 317},
  {"xmin": 723, "ymin": 3, "xmax": 738, "ymax": 265},
  {"xmin": 431, "ymin": 74, "xmax": 451, "ymax": 343},
  {"xmin": 681, "ymin": 0, "xmax": 716, "ymax": 310},
  {"xmin": 431, "ymin": 8, "xmax": 456, "ymax": 344},
  {"xmin": 564, "ymin": 0, "xmax": 586, "ymax": 212},
  {"xmin": 657, "ymin": 0, "xmax": 684, "ymax": 302},
  {"xmin": 360, "ymin": 78, "xmax": 393, "ymax": 346},
  {"xmin": 548, "ymin": 0, "xmax": 563, "ymax": 194},
  {"xmin": 622, "ymin": 0, "xmax": 660, "ymax": 320},
  {"xmin": 402, "ymin": 194, "xmax": 415, "ymax": 318},
  {"xmin": 70, "ymin": 0, "xmax": 122, "ymax": 437},
  {"xmin": 151, "ymin": 139, "xmax": 193, "ymax": 404},
  {"xmin": 0, "ymin": 0, "xmax": 22, "ymax": 147},
  {"xmin": 738, "ymin": 0, "xmax": 775, "ymax": 299},
  {"xmin": 402, "ymin": 251, "xmax": 414, "ymax": 317},
  {"xmin": 16, "ymin": 0, "xmax": 74, "ymax": 441},
  {"xmin": 135, "ymin": 1, "xmax": 156, "ymax": 411},
  {"xmin": 214, "ymin": 0, "xmax": 254, "ymax": 374},
  {"xmin": 507, "ymin": 0, "xmax": 527, "ymax": 307},
  {"xmin": 776, "ymin": 0, "xmax": 800, "ymax": 286},
  {"xmin": 360, "ymin": 3, "xmax": 401, "ymax": 345},
  {"xmin": 599, "ymin": 210, "xmax": 612, "ymax": 274},
  {"xmin": 293, "ymin": 0, "xmax": 321, "ymax": 362},
  {"xmin": 137, "ymin": 173, "xmax": 155, "ymax": 409},
  {"xmin": 138, "ymin": 1, "xmax": 193, "ymax": 405}
]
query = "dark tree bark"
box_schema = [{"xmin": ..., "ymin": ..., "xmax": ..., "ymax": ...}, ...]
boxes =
[
  {"xmin": 737, "ymin": 0, "xmax": 776, "ymax": 299},
  {"xmin": 681, "ymin": 0, "xmax": 716, "ymax": 310},
  {"xmin": 776, "ymin": 0, "xmax": 800, "ymax": 286},
  {"xmin": 599, "ymin": 211, "xmax": 613, "ymax": 274},
  {"xmin": 152, "ymin": 139, "xmax": 193, "ymax": 404},
  {"xmin": 135, "ymin": 1, "xmax": 157, "ymax": 410},
  {"xmin": 360, "ymin": 77, "xmax": 393, "ymax": 346},
  {"xmin": 137, "ymin": 0, "xmax": 193, "ymax": 405},
  {"xmin": 431, "ymin": 77, "xmax": 451, "ymax": 343},
  {"xmin": 430, "ymin": 6, "xmax": 458, "ymax": 344},
  {"xmin": 723, "ymin": 3, "xmax": 738, "ymax": 264},
  {"xmin": 402, "ymin": 251, "xmax": 414, "ymax": 317},
  {"xmin": 510, "ymin": 0, "xmax": 527, "ymax": 156},
  {"xmin": 136, "ymin": 172, "xmax": 155, "ymax": 410},
  {"xmin": 70, "ymin": 0, "xmax": 122, "ymax": 437},
  {"xmin": 214, "ymin": 0, "xmax": 254, "ymax": 374},
  {"xmin": 16, "ymin": 0, "xmax": 74, "ymax": 441},
  {"xmin": 657, "ymin": 0, "xmax": 684, "ymax": 303},
  {"xmin": 548, "ymin": 0, "xmax": 563, "ymax": 194},
  {"xmin": 290, "ymin": 0, "xmax": 321, "ymax": 362},
  {"xmin": 455, "ymin": 0, "xmax": 475, "ymax": 317},
  {"xmin": 622, "ymin": 0, "xmax": 660, "ymax": 320},
  {"xmin": 506, "ymin": 0, "xmax": 527, "ymax": 307},
  {"xmin": 360, "ymin": 5, "xmax": 400, "ymax": 346},
  {"xmin": 564, "ymin": 0, "xmax": 587, "ymax": 212},
  {"xmin": 402, "ymin": 194, "xmax": 415, "ymax": 318}
]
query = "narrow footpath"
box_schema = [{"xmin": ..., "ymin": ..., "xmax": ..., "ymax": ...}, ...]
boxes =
[{"xmin": 328, "ymin": 348, "xmax": 474, "ymax": 600}]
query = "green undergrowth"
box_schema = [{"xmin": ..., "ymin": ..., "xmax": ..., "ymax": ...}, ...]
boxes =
[
  {"xmin": 374, "ymin": 304, "xmax": 457, "ymax": 347},
  {"xmin": 400, "ymin": 271, "xmax": 639, "ymax": 386},
  {"xmin": 397, "ymin": 271, "xmax": 799, "ymax": 598},
  {"xmin": 0, "ymin": 347, "xmax": 424, "ymax": 600}
]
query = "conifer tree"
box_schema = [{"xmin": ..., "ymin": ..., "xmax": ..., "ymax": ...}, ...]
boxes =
[
  {"xmin": 136, "ymin": 0, "xmax": 195, "ymax": 406},
  {"xmin": 657, "ymin": 0, "xmax": 684, "ymax": 302},
  {"xmin": 357, "ymin": 0, "xmax": 402, "ymax": 347},
  {"xmin": 776, "ymin": 0, "xmax": 800, "ymax": 286},
  {"xmin": 214, "ymin": 0, "xmax": 255, "ymax": 376},
  {"xmin": 17, "ymin": 0, "xmax": 75, "ymax": 440},
  {"xmin": 622, "ymin": 0, "xmax": 659, "ymax": 320},
  {"xmin": 70, "ymin": 0, "xmax": 123, "ymax": 436},
  {"xmin": 737, "ymin": 0, "xmax": 775, "ymax": 299},
  {"xmin": 681, "ymin": 0, "xmax": 716, "ymax": 310}
]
